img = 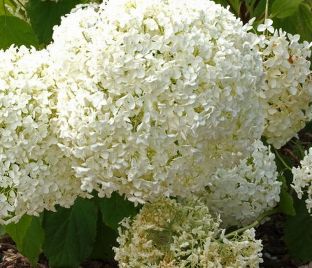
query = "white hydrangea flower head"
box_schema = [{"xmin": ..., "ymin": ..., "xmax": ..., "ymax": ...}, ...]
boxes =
[
  {"xmin": 257, "ymin": 21, "xmax": 312, "ymax": 148},
  {"xmin": 200, "ymin": 140, "xmax": 281, "ymax": 226},
  {"xmin": 0, "ymin": 46, "xmax": 85, "ymax": 224},
  {"xmin": 292, "ymin": 147, "xmax": 312, "ymax": 214},
  {"xmin": 114, "ymin": 197, "xmax": 263, "ymax": 268},
  {"xmin": 50, "ymin": 0, "xmax": 265, "ymax": 203}
]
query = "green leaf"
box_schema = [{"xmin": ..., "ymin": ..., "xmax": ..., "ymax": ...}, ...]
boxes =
[
  {"xmin": 0, "ymin": 4, "xmax": 5, "ymax": 16},
  {"xmin": 90, "ymin": 214, "xmax": 118, "ymax": 261},
  {"xmin": 0, "ymin": 15, "xmax": 39, "ymax": 49},
  {"xmin": 211, "ymin": 0, "xmax": 228, "ymax": 8},
  {"xmin": 43, "ymin": 198, "xmax": 98, "ymax": 268},
  {"xmin": 0, "ymin": 1, "xmax": 15, "ymax": 16},
  {"xmin": 253, "ymin": 0, "xmax": 267, "ymax": 20},
  {"xmin": 26, "ymin": 0, "xmax": 86, "ymax": 45},
  {"xmin": 279, "ymin": 188, "xmax": 296, "ymax": 216},
  {"xmin": 304, "ymin": 120, "xmax": 312, "ymax": 133},
  {"xmin": 293, "ymin": 3, "xmax": 312, "ymax": 41},
  {"xmin": 5, "ymin": 215, "xmax": 44, "ymax": 266},
  {"xmin": 273, "ymin": 3, "xmax": 312, "ymax": 42},
  {"xmin": 97, "ymin": 192, "xmax": 139, "ymax": 231},
  {"xmin": 278, "ymin": 176, "xmax": 296, "ymax": 216},
  {"xmin": 0, "ymin": 225, "xmax": 5, "ymax": 236},
  {"xmin": 271, "ymin": 0, "xmax": 304, "ymax": 19},
  {"xmin": 284, "ymin": 198, "xmax": 312, "ymax": 262}
]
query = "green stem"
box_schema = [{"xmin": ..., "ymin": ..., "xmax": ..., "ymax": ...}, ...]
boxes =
[
  {"xmin": 264, "ymin": 0, "xmax": 269, "ymax": 35},
  {"xmin": 245, "ymin": 0, "xmax": 256, "ymax": 18},
  {"xmin": 224, "ymin": 208, "xmax": 278, "ymax": 239},
  {"xmin": 274, "ymin": 148, "xmax": 292, "ymax": 171},
  {"xmin": 290, "ymin": 140, "xmax": 305, "ymax": 159},
  {"xmin": 265, "ymin": 0, "xmax": 269, "ymax": 21}
]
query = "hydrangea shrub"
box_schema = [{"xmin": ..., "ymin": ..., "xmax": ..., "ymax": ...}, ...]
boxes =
[{"xmin": 0, "ymin": 0, "xmax": 311, "ymax": 267}]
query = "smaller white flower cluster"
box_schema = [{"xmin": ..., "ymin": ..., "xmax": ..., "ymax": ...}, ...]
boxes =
[
  {"xmin": 0, "ymin": 46, "xmax": 85, "ymax": 224},
  {"xmin": 256, "ymin": 19, "xmax": 312, "ymax": 149},
  {"xmin": 114, "ymin": 197, "xmax": 263, "ymax": 268},
  {"xmin": 292, "ymin": 147, "xmax": 312, "ymax": 213},
  {"xmin": 200, "ymin": 140, "xmax": 281, "ymax": 226}
]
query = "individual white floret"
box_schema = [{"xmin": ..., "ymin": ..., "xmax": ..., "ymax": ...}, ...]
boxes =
[
  {"xmin": 50, "ymin": 0, "xmax": 265, "ymax": 203},
  {"xmin": 200, "ymin": 140, "xmax": 281, "ymax": 226},
  {"xmin": 256, "ymin": 20, "xmax": 312, "ymax": 149},
  {"xmin": 114, "ymin": 197, "xmax": 263, "ymax": 268},
  {"xmin": 292, "ymin": 147, "xmax": 312, "ymax": 214},
  {"xmin": 0, "ymin": 46, "xmax": 85, "ymax": 224}
]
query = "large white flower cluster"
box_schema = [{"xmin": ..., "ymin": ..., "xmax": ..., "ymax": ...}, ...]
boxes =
[
  {"xmin": 256, "ymin": 20, "xmax": 312, "ymax": 149},
  {"xmin": 200, "ymin": 140, "xmax": 280, "ymax": 226},
  {"xmin": 292, "ymin": 147, "xmax": 312, "ymax": 214},
  {"xmin": 114, "ymin": 197, "xmax": 263, "ymax": 268},
  {"xmin": 49, "ymin": 0, "xmax": 265, "ymax": 203},
  {"xmin": 0, "ymin": 46, "xmax": 85, "ymax": 224}
]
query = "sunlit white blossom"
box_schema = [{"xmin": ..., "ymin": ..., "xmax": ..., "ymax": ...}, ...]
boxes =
[
  {"xmin": 257, "ymin": 19, "xmax": 274, "ymax": 34},
  {"xmin": 50, "ymin": 0, "xmax": 265, "ymax": 203},
  {"xmin": 0, "ymin": 46, "xmax": 85, "ymax": 223},
  {"xmin": 256, "ymin": 25, "xmax": 312, "ymax": 148}
]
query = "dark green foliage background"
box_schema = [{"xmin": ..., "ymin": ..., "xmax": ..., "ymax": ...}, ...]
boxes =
[{"xmin": 0, "ymin": 0, "xmax": 311, "ymax": 267}]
